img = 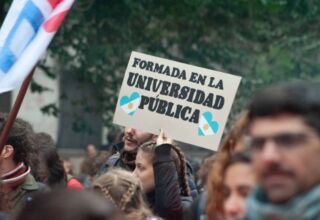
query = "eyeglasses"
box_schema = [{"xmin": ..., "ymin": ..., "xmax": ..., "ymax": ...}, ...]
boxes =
[{"xmin": 246, "ymin": 132, "xmax": 316, "ymax": 154}]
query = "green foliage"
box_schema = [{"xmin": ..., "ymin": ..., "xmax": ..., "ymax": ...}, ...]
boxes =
[{"xmin": 2, "ymin": 0, "xmax": 320, "ymax": 130}]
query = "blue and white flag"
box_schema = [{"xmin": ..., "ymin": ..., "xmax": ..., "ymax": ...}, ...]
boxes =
[{"xmin": 0, "ymin": 0, "xmax": 74, "ymax": 93}]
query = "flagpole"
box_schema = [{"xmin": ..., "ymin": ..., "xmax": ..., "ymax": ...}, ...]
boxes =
[{"xmin": 0, "ymin": 67, "xmax": 36, "ymax": 153}]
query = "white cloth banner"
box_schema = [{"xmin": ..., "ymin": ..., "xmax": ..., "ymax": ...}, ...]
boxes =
[{"xmin": 0, "ymin": 0, "xmax": 74, "ymax": 93}]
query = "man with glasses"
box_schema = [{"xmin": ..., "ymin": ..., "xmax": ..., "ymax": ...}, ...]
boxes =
[{"xmin": 243, "ymin": 81, "xmax": 320, "ymax": 220}]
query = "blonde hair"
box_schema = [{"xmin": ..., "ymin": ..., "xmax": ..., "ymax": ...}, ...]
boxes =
[
  {"xmin": 206, "ymin": 111, "xmax": 249, "ymax": 220},
  {"xmin": 93, "ymin": 168, "xmax": 153, "ymax": 220},
  {"xmin": 139, "ymin": 141, "xmax": 190, "ymax": 196}
]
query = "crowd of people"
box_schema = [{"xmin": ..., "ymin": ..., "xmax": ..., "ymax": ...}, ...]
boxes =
[{"xmin": 0, "ymin": 80, "xmax": 319, "ymax": 220}]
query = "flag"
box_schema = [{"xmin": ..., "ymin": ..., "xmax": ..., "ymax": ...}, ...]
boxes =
[
  {"xmin": 198, "ymin": 112, "xmax": 219, "ymax": 136},
  {"xmin": 0, "ymin": 0, "xmax": 74, "ymax": 93}
]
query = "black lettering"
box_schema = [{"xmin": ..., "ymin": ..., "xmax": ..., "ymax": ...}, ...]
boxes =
[
  {"xmin": 157, "ymin": 99, "xmax": 168, "ymax": 114},
  {"xmin": 165, "ymin": 102, "xmax": 175, "ymax": 117},
  {"xmin": 203, "ymin": 93, "xmax": 214, "ymax": 107},
  {"xmin": 172, "ymin": 67, "xmax": 180, "ymax": 77},
  {"xmin": 174, "ymin": 105, "xmax": 182, "ymax": 118},
  {"xmin": 151, "ymin": 79, "xmax": 162, "ymax": 92},
  {"xmin": 132, "ymin": 58, "xmax": 141, "ymax": 67},
  {"xmin": 189, "ymin": 109, "xmax": 200, "ymax": 123},
  {"xmin": 181, "ymin": 107, "xmax": 191, "ymax": 121},
  {"xmin": 146, "ymin": 61, "xmax": 154, "ymax": 71},
  {"xmin": 160, "ymin": 81, "xmax": 171, "ymax": 96},
  {"xmin": 169, "ymin": 83, "xmax": 180, "ymax": 98},
  {"xmin": 139, "ymin": 60, "xmax": 147, "ymax": 69},
  {"xmin": 154, "ymin": 63, "xmax": 164, "ymax": 73},
  {"xmin": 163, "ymin": 66, "xmax": 170, "ymax": 75},
  {"xmin": 186, "ymin": 88, "xmax": 196, "ymax": 102},
  {"xmin": 179, "ymin": 70, "xmax": 187, "ymax": 80},
  {"xmin": 138, "ymin": 95, "xmax": 149, "ymax": 109},
  {"xmin": 136, "ymin": 75, "xmax": 147, "ymax": 89},
  {"xmin": 189, "ymin": 72, "xmax": 198, "ymax": 83},
  {"xmin": 215, "ymin": 80, "xmax": 224, "ymax": 90},
  {"xmin": 179, "ymin": 86, "xmax": 190, "ymax": 99},
  {"xmin": 193, "ymin": 90, "xmax": 205, "ymax": 104},
  {"xmin": 208, "ymin": 77, "xmax": 215, "ymax": 88},
  {"xmin": 145, "ymin": 77, "xmax": 153, "ymax": 91},
  {"xmin": 198, "ymin": 74, "xmax": 207, "ymax": 86},
  {"xmin": 213, "ymin": 95, "xmax": 225, "ymax": 109},
  {"xmin": 127, "ymin": 72, "xmax": 138, "ymax": 86},
  {"xmin": 148, "ymin": 97, "xmax": 159, "ymax": 111}
]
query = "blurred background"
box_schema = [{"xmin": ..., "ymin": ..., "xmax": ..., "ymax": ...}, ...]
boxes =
[{"xmin": 1, "ymin": 0, "xmax": 320, "ymax": 171}]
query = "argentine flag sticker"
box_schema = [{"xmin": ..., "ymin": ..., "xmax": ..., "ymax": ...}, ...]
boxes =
[
  {"xmin": 198, "ymin": 112, "xmax": 219, "ymax": 136},
  {"xmin": 119, "ymin": 92, "xmax": 141, "ymax": 116}
]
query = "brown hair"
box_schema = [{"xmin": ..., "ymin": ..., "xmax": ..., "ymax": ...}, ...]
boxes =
[
  {"xmin": 139, "ymin": 141, "xmax": 190, "ymax": 196},
  {"xmin": 206, "ymin": 111, "xmax": 249, "ymax": 220},
  {"xmin": 93, "ymin": 168, "xmax": 153, "ymax": 220}
]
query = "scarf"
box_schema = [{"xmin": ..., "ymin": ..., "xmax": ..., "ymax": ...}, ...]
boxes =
[
  {"xmin": 245, "ymin": 185, "xmax": 320, "ymax": 220},
  {"xmin": 1, "ymin": 163, "xmax": 30, "ymax": 189}
]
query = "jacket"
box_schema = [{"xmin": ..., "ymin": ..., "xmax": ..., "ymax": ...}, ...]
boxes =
[{"xmin": 147, "ymin": 144, "xmax": 193, "ymax": 220}]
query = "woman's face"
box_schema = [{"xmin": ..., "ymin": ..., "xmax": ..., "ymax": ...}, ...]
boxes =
[
  {"xmin": 223, "ymin": 163, "xmax": 255, "ymax": 220},
  {"xmin": 133, "ymin": 150, "xmax": 155, "ymax": 193}
]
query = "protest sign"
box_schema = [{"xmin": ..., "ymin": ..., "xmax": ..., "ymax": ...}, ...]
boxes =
[{"xmin": 113, "ymin": 51, "xmax": 241, "ymax": 150}]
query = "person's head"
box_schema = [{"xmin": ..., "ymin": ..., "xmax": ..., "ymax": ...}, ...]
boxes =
[
  {"xmin": 86, "ymin": 144, "xmax": 97, "ymax": 158},
  {"xmin": 123, "ymin": 128, "xmax": 156, "ymax": 152},
  {"xmin": 93, "ymin": 169, "xmax": 153, "ymax": 220},
  {"xmin": 133, "ymin": 141, "xmax": 190, "ymax": 196},
  {"xmin": 63, "ymin": 157, "xmax": 73, "ymax": 175},
  {"xmin": 15, "ymin": 189, "xmax": 123, "ymax": 220},
  {"xmin": 206, "ymin": 111, "xmax": 249, "ymax": 220},
  {"xmin": 247, "ymin": 81, "xmax": 320, "ymax": 203},
  {"xmin": 81, "ymin": 151, "xmax": 112, "ymax": 185},
  {"xmin": 223, "ymin": 152, "xmax": 255, "ymax": 220},
  {"xmin": 0, "ymin": 114, "xmax": 35, "ymax": 175},
  {"xmin": 34, "ymin": 132, "xmax": 66, "ymax": 188}
]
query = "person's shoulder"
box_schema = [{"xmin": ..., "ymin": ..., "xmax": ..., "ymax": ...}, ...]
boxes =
[{"xmin": 106, "ymin": 152, "xmax": 121, "ymax": 165}]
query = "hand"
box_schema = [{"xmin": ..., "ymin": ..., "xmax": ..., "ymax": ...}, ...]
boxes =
[{"xmin": 156, "ymin": 129, "xmax": 173, "ymax": 146}]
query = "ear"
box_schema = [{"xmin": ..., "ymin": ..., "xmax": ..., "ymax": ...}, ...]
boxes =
[{"xmin": 0, "ymin": 145, "xmax": 14, "ymax": 159}]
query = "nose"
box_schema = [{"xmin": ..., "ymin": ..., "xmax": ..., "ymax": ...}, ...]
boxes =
[
  {"xmin": 259, "ymin": 140, "xmax": 282, "ymax": 163},
  {"xmin": 133, "ymin": 168, "xmax": 138, "ymax": 177},
  {"xmin": 125, "ymin": 127, "xmax": 135, "ymax": 135},
  {"xmin": 224, "ymin": 194, "xmax": 244, "ymax": 218}
]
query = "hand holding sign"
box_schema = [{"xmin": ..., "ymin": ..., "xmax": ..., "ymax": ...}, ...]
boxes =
[{"xmin": 156, "ymin": 129, "xmax": 173, "ymax": 146}]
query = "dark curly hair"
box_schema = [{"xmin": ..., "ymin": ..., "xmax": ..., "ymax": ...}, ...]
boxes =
[{"xmin": 0, "ymin": 113, "xmax": 36, "ymax": 166}]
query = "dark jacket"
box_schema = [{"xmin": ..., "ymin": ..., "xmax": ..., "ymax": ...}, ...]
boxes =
[
  {"xmin": 9, "ymin": 174, "xmax": 46, "ymax": 213},
  {"xmin": 147, "ymin": 144, "xmax": 193, "ymax": 220}
]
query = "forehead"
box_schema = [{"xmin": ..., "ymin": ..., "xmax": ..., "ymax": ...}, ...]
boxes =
[
  {"xmin": 225, "ymin": 163, "xmax": 254, "ymax": 184},
  {"xmin": 136, "ymin": 150, "xmax": 152, "ymax": 164},
  {"xmin": 249, "ymin": 114, "xmax": 313, "ymax": 136}
]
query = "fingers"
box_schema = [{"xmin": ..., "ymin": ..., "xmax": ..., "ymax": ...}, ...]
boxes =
[{"xmin": 157, "ymin": 129, "xmax": 172, "ymax": 145}]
